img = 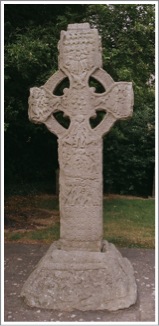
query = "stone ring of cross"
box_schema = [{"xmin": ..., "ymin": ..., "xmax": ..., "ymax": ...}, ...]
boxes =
[{"xmin": 28, "ymin": 22, "xmax": 133, "ymax": 139}]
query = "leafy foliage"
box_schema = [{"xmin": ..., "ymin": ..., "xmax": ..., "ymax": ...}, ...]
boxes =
[{"xmin": 4, "ymin": 4, "xmax": 155, "ymax": 196}]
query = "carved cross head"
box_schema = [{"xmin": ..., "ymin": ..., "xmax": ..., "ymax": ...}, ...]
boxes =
[{"xmin": 28, "ymin": 23, "xmax": 133, "ymax": 138}]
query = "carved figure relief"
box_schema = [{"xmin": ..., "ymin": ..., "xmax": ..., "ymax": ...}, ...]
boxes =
[{"xmin": 28, "ymin": 23, "xmax": 134, "ymax": 250}]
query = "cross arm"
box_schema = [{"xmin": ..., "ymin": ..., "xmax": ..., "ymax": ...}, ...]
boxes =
[
  {"xmin": 28, "ymin": 86, "xmax": 66, "ymax": 137},
  {"xmin": 91, "ymin": 82, "xmax": 134, "ymax": 137}
]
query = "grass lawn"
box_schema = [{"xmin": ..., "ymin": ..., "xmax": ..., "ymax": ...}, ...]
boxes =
[
  {"xmin": 103, "ymin": 197, "xmax": 155, "ymax": 248},
  {"xmin": 4, "ymin": 195, "xmax": 155, "ymax": 248}
]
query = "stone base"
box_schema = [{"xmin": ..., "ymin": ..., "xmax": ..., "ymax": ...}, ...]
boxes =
[{"xmin": 20, "ymin": 240, "xmax": 137, "ymax": 311}]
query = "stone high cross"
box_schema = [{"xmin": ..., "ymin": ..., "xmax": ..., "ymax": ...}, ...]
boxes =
[
  {"xmin": 29, "ymin": 23, "xmax": 133, "ymax": 252},
  {"xmin": 21, "ymin": 23, "xmax": 137, "ymax": 312}
]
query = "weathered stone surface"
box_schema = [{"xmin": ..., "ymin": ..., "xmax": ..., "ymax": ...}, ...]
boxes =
[
  {"xmin": 21, "ymin": 23, "xmax": 137, "ymax": 311},
  {"xmin": 21, "ymin": 240, "xmax": 137, "ymax": 311},
  {"xmin": 28, "ymin": 23, "xmax": 133, "ymax": 252}
]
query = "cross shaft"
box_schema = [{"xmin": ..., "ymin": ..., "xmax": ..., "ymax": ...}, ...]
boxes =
[{"xmin": 28, "ymin": 23, "xmax": 133, "ymax": 251}]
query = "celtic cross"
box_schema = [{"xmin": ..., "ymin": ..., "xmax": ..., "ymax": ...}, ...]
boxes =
[{"xmin": 28, "ymin": 23, "xmax": 133, "ymax": 252}]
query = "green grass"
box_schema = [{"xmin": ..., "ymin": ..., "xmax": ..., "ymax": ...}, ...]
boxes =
[
  {"xmin": 7, "ymin": 233, "xmax": 22, "ymax": 241},
  {"xmin": 5, "ymin": 196, "xmax": 155, "ymax": 248},
  {"xmin": 28, "ymin": 223, "xmax": 60, "ymax": 242},
  {"xmin": 103, "ymin": 198, "xmax": 155, "ymax": 248},
  {"xmin": 6, "ymin": 223, "xmax": 60, "ymax": 243}
]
